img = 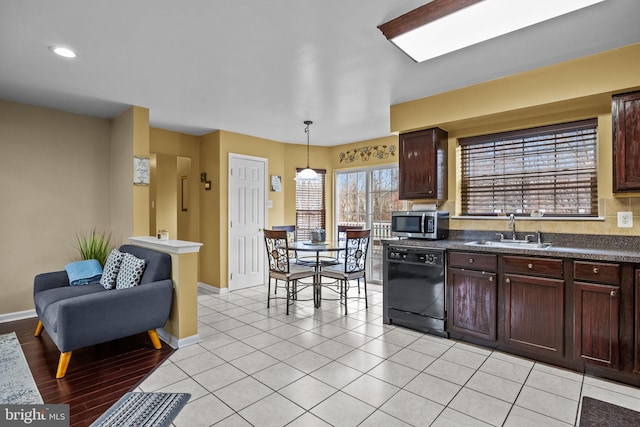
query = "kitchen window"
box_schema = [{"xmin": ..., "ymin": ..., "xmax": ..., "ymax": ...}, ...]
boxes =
[
  {"xmin": 295, "ymin": 168, "xmax": 326, "ymax": 240},
  {"xmin": 460, "ymin": 119, "xmax": 598, "ymax": 217}
]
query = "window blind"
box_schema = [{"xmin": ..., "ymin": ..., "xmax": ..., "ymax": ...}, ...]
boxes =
[
  {"xmin": 295, "ymin": 169, "xmax": 326, "ymax": 240},
  {"xmin": 459, "ymin": 119, "xmax": 598, "ymax": 217}
]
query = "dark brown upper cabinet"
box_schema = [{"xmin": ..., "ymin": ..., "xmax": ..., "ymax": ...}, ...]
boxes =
[
  {"xmin": 613, "ymin": 90, "xmax": 640, "ymax": 192},
  {"xmin": 398, "ymin": 127, "xmax": 448, "ymax": 200}
]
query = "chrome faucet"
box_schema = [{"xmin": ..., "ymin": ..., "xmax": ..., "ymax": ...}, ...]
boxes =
[{"xmin": 508, "ymin": 214, "xmax": 516, "ymax": 240}]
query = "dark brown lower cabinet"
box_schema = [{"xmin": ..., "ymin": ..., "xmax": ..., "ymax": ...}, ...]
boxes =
[
  {"xmin": 636, "ymin": 270, "xmax": 640, "ymax": 373},
  {"xmin": 574, "ymin": 282, "xmax": 620, "ymax": 369},
  {"xmin": 504, "ymin": 273, "xmax": 565, "ymax": 358},
  {"xmin": 448, "ymin": 268, "xmax": 497, "ymax": 341}
]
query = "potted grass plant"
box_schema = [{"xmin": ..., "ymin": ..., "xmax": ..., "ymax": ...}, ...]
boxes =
[{"xmin": 76, "ymin": 228, "xmax": 114, "ymax": 267}]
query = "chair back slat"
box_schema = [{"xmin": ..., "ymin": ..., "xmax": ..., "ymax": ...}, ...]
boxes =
[
  {"xmin": 337, "ymin": 225, "xmax": 363, "ymax": 241},
  {"xmin": 264, "ymin": 229, "xmax": 290, "ymax": 274},
  {"xmin": 343, "ymin": 229, "xmax": 370, "ymax": 273},
  {"xmin": 273, "ymin": 225, "xmax": 297, "ymax": 258},
  {"xmin": 273, "ymin": 225, "xmax": 296, "ymax": 241}
]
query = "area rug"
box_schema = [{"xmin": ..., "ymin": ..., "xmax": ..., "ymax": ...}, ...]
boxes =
[
  {"xmin": 0, "ymin": 332, "xmax": 43, "ymax": 404},
  {"xmin": 580, "ymin": 396, "xmax": 640, "ymax": 426},
  {"xmin": 90, "ymin": 392, "xmax": 191, "ymax": 427}
]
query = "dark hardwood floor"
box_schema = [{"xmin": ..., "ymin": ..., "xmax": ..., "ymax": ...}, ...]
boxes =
[{"xmin": 1, "ymin": 317, "xmax": 174, "ymax": 427}]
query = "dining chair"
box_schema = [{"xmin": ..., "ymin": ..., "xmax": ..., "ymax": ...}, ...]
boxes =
[
  {"xmin": 335, "ymin": 225, "xmax": 363, "ymax": 264},
  {"xmin": 263, "ymin": 229, "xmax": 315, "ymax": 314},
  {"xmin": 319, "ymin": 229, "xmax": 371, "ymax": 315},
  {"xmin": 272, "ymin": 225, "xmax": 297, "ymax": 294}
]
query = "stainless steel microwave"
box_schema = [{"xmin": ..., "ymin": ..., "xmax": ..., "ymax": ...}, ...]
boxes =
[{"xmin": 391, "ymin": 211, "xmax": 449, "ymax": 240}]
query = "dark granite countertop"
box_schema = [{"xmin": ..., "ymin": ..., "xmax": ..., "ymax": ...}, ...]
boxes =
[{"xmin": 382, "ymin": 231, "xmax": 640, "ymax": 264}]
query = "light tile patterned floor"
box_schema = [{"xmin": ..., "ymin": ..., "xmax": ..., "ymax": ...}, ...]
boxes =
[{"xmin": 136, "ymin": 283, "xmax": 640, "ymax": 426}]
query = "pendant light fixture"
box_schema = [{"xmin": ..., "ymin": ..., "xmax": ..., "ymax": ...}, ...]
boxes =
[{"xmin": 295, "ymin": 120, "xmax": 319, "ymax": 181}]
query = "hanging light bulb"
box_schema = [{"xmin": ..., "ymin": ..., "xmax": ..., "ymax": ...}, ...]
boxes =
[{"xmin": 295, "ymin": 120, "xmax": 319, "ymax": 181}]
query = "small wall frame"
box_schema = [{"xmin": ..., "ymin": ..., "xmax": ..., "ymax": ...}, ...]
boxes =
[
  {"xmin": 133, "ymin": 156, "xmax": 150, "ymax": 185},
  {"xmin": 271, "ymin": 175, "xmax": 282, "ymax": 192}
]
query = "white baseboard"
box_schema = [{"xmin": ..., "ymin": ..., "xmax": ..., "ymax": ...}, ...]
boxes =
[
  {"xmin": 0, "ymin": 309, "xmax": 37, "ymax": 324},
  {"xmin": 157, "ymin": 328, "xmax": 201, "ymax": 349},
  {"xmin": 198, "ymin": 282, "xmax": 229, "ymax": 294}
]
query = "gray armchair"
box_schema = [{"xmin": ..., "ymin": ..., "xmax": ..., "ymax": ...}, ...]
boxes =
[{"xmin": 33, "ymin": 244, "xmax": 173, "ymax": 378}]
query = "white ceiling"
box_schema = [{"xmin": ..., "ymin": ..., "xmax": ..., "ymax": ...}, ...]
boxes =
[{"xmin": 1, "ymin": 0, "xmax": 639, "ymax": 146}]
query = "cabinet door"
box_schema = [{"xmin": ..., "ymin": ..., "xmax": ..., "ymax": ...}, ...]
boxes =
[
  {"xmin": 613, "ymin": 90, "xmax": 640, "ymax": 192},
  {"xmin": 448, "ymin": 268, "xmax": 497, "ymax": 341},
  {"xmin": 504, "ymin": 274, "xmax": 564, "ymax": 358},
  {"xmin": 635, "ymin": 270, "xmax": 640, "ymax": 373},
  {"xmin": 575, "ymin": 281, "xmax": 620, "ymax": 369},
  {"xmin": 398, "ymin": 128, "xmax": 447, "ymax": 200}
]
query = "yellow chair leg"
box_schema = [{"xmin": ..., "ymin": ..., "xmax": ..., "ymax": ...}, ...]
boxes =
[
  {"xmin": 56, "ymin": 351, "xmax": 72, "ymax": 379},
  {"xmin": 148, "ymin": 329, "xmax": 162, "ymax": 349},
  {"xmin": 34, "ymin": 320, "xmax": 44, "ymax": 337}
]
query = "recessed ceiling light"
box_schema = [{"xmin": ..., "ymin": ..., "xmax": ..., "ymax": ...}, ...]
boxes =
[
  {"xmin": 50, "ymin": 46, "xmax": 77, "ymax": 58},
  {"xmin": 379, "ymin": 0, "xmax": 606, "ymax": 62}
]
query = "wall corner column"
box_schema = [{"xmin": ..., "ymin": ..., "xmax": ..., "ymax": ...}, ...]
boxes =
[{"xmin": 129, "ymin": 236, "xmax": 203, "ymax": 348}]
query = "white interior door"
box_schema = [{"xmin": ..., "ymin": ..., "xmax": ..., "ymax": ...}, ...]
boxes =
[{"xmin": 228, "ymin": 154, "xmax": 266, "ymax": 291}]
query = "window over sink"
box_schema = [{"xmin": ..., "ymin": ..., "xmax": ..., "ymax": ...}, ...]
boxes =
[{"xmin": 459, "ymin": 119, "xmax": 598, "ymax": 217}]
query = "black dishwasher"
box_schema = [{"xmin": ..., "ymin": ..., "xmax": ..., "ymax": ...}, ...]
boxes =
[{"xmin": 383, "ymin": 244, "xmax": 447, "ymax": 338}]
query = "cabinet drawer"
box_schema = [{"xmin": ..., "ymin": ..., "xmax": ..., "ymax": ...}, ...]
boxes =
[
  {"xmin": 449, "ymin": 252, "xmax": 497, "ymax": 271},
  {"xmin": 503, "ymin": 255, "xmax": 563, "ymax": 278},
  {"xmin": 574, "ymin": 261, "xmax": 620, "ymax": 285}
]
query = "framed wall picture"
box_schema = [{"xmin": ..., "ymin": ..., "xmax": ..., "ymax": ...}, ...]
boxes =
[
  {"xmin": 133, "ymin": 156, "xmax": 150, "ymax": 185},
  {"xmin": 271, "ymin": 175, "xmax": 281, "ymax": 192}
]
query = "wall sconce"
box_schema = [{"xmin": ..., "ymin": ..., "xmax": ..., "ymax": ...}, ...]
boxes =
[{"xmin": 200, "ymin": 172, "xmax": 211, "ymax": 190}]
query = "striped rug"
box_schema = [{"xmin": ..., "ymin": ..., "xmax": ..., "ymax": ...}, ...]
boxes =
[{"xmin": 91, "ymin": 392, "xmax": 190, "ymax": 427}]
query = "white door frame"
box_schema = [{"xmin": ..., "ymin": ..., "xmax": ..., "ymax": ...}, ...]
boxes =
[{"xmin": 228, "ymin": 153, "xmax": 268, "ymax": 291}]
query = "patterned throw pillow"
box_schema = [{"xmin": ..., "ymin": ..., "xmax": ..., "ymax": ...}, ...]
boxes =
[
  {"xmin": 116, "ymin": 253, "xmax": 147, "ymax": 289},
  {"xmin": 100, "ymin": 249, "xmax": 124, "ymax": 290}
]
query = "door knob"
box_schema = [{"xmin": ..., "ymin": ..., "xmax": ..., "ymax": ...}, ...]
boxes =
[{"xmin": 259, "ymin": 228, "xmax": 264, "ymax": 232}]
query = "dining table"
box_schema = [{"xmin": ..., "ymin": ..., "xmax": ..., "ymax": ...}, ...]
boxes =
[{"xmin": 288, "ymin": 240, "xmax": 346, "ymax": 308}]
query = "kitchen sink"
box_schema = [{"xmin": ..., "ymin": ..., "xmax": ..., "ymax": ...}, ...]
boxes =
[{"xmin": 464, "ymin": 240, "xmax": 553, "ymax": 250}]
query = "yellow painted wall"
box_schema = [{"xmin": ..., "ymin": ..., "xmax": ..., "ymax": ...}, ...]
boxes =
[
  {"xmin": 390, "ymin": 42, "xmax": 640, "ymax": 237},
  {"xmin": 110, "ymin": 108, "xmax": 135, "ymax": 244},
  {"xmin": 196, "ymin": 130, "xmax": 334, "ymax": 289},
  {"xmin": 177, "ymin": 156, "xmax": 192, "ymax": 240},
  {"xmin": 132, "ymin": 106, "xmax": 150, "ymax": 237},
  {"xmin": 0, "ymin": 100, "xmax": 112, "ymax": 314},
  {"xmin": 199, "ymin": 131, "xmax": 222, "ymax": 287},
  {"xmin": 149, "ymin": 128, "xmax": 200, "ymax": 243},
  {"xmin": 154, "ymin": 153, "xmax": 178, "ymax": 239},
  {"xmin": 110, "ymin": 106, "xmax": 150, "ymax": 243}
]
